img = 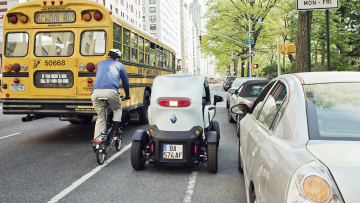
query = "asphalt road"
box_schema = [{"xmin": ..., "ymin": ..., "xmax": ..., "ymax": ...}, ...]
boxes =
[{"xmin": 0, "ymin": 84, "xmax": 247, "ymax": 203}]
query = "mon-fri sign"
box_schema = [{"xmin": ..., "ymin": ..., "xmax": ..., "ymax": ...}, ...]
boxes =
[{"xmin": 297, "ymin": 0, "xmax": 339, "ymax": 10}]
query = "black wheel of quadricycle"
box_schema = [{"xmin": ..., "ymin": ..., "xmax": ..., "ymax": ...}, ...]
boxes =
[
  {"xmin": 238, "ymin": 139, "xmax": 243, "ymax": 173},
  {"xmin": 207, "ymin": 143, "xmax": 218, "ymax": 173},
  {"xmin": 131, "ymin": 140, "xmax": 145, "ymax": 170},
  {"xmin": 228, "ymin": 107, "xmax": 236, "ymax": 123},
  {"xmin": 96, "ymin": 150, "xmax": 106, "ymax": 165},
  {"xmin": 139, "ymin": 90, "xmax": 150, "ymax": 125},
  {"xmin": 211, "ymin": 120, "xmax": 220, "ymax": 148}
]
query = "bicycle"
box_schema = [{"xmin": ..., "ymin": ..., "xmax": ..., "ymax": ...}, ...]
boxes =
[{"xmin": 92, "ymin": 97, "xmax": 122, "ymax": 165}]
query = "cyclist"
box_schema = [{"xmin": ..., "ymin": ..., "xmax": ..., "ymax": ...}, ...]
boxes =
[{"xmin": 91, "ymin": 49, "xmax": 130, "ymax": 141}]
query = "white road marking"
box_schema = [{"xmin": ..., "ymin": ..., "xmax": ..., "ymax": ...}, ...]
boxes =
[
  {"xmin": 0, "ymin": 132, "xmax": 21, "ymax": 140},
  {"xmin": 48, "ymin": 143, "xmax": 132, "ymax": 203},
  {"xmin": 183, "ymin": 171, "xmax": 199, "ymax": 203}
]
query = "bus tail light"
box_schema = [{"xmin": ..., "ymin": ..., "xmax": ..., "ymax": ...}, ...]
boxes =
[
  {"xmin": 158, "ymin": 99, "xmax": 190, "ymax": 107},
  {"xmin": 43, "ymin": 1, "xmax": 47, "ymax": 5},
  {"xmin": 9, "ymin": 15, "xmax": 17, "ymax": 24},
  {"xmin": 5, "ymin": 63, "xmax": 13, "ymax": 72},
  {"xmin": 13, "ymin": 78, "xmax": 19, "ymax": 83},
  {"xmin": 59, "ymin": 1, "xmax": 63, "ymax": 5},
  {"xmin": 86, "ymin": 63, "xmax": 95, "ymax": 72},
  {"xmin": 86, "ymin": 78, "xmax": 93, "ymax": 83},
  {"xmin": 6, "ymin": 93, "xmax": 10, "ymax": 98},
  {"xmin": 12, "ymin": 63, "xmax": 21, "ymax": 72},
  {"xmin": 51, "ymin": 1, "xmax": 54, "ymax": 5},
  {"xmin": 19, "ymin": 15, "xmax": 28, "ymax": 23},
  {"xmin": 94, "ymin": 12, "xmax": 102, "ymax": 21},
  {"xmin": 83, "ymin": 12, "xmax": 92, "ymax": 21}
]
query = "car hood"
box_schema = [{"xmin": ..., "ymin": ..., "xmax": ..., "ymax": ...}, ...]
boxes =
[{"xmin": 307, "ymin": 140, "xmax": 360, "ymax": 202}]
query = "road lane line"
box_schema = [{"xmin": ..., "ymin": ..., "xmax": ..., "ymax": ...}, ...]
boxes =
[
  {"xmin": 183, "ymin": 171, "xmax": 199, "ymax": 203},
  {"xmin": 48, "ymin": 143, "xmax": 132, "ymax": 203},
  {"xmin": 0, "ymin": 132, "xmax": 21, "ymax": 140}
]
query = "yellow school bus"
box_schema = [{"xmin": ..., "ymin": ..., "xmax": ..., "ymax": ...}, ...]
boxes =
[{"xmin": 2, "ymin": 0, "xmax": 176, "ymax": 124}]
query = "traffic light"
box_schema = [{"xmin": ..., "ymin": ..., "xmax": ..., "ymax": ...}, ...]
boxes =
[
  {"xmin": 286, "ymin": 44, "xmax": 296, "ymax": 55},
  {"xmin": 280, "ymin": 43, "xmax": 285, "ymax": 55},
  {"xmin": 254, "ymin": 64, "xmax": 258, "ymax": 69},
  {"xmin": 199, "ymin": 35, "xmax": 202, "ymax": 44}
]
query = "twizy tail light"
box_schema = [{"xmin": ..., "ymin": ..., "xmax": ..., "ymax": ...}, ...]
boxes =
[
  {"xmin": 158, "ymin": 99, "xmax": 190, "ymax": 107},
  {"xmin": 151, "ymin": 144, "xmax": 154, "ymax": 152},
  {"xmin": 194, "ymin": 146, "xmax": 197, "ymax": 154},
  {"xmin": 94, "ymin": 140, "xmax": 102, "ymax": 144},
  {"xmin": 93, "ymin": 12, "xmax": 102, "ymax": 21}
]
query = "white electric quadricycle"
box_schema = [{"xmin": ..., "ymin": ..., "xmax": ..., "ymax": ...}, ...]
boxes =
[{"xmin": 130, "ymin": 74, "xmax": 223, "ymax": 173}]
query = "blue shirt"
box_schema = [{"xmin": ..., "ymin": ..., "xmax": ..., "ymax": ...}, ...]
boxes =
[{"xmin": 92, "ymin": 59, "xmax": 130, "ymax": 96}]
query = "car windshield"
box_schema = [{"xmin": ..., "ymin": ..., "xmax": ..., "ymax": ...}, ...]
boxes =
[{"xmin": 305, "ymin": 83, "xmax": 360, "ymax": 141}]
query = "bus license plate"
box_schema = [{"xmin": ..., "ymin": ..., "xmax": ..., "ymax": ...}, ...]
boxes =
[
  {"xmin": 163, "ymin": 144, "xmax": 183, "ymax": 159},
  {"xmin": 11, "ymin": 84, "xmax": 24, "ymax": 91}
]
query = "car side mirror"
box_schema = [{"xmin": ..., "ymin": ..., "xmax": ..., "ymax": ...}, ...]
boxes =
[
  {"xmin": 213, "ymin": 95, "xmax": 224, "ymax": 105},
  {"xmin": 229, "ymin": 89, "xmax": 236, "ymax": 94},
  {"xmin": 230, "ymin": 103, "xmax": 249, "ymax": 115}
]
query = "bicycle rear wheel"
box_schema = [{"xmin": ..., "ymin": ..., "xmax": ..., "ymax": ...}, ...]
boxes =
[{"xmin": 96, "ymin": 150, "xmax": 106, "ymax": 165}]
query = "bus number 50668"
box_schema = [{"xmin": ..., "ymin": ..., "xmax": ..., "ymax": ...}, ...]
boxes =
[{"xmin": 45, "ymin": 60, "xmax": 65, "ymax": 66}]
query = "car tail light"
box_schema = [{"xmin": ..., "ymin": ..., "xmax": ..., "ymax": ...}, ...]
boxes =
[
  {"xmin": 151, "ymin": 144, "xmax": 154, "ymax": 152},
  {"xmin": 9, "ymin": 15, "xmax": 17, "ymax": 24},
  {"xmin": 13, "ymin": 78, "xmax": 19, "ymax": 83},
  {"xmin": 83, "ymin": 12, "xmax": 91, "ymax": 21},
  {"xmin": 5, "ymin": 63, "xmax": 13, "ymax": 72},
  {"xmin": 86, "ymin": 62, "xmax": 95, "ymax": 72},
  {"xmin": 12, "ymin": 63, "xmax": 21, "ymax": 72},
  {"xmin": 19, "ymin": 15, "xmax": 28, "ymax": 23},
  {"xmin": 93, "ymin": 12, "xmax": 102, "ymax": 21},
  {"xmin": 158, "ymin": 99, "xmax": 190, "ymax": 107},
  {"xmin": 249, "ymin": 103, "xmax": 253, "ymax": 108}
]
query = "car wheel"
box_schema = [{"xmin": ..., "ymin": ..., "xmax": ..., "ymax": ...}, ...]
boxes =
[
  {"xmin": 211, "ymin": 120, "xmax": 220, "ymax": 148},
  {"xmin": 207, "ymin": 142, "xmax": 218, "ymax": 173},
  {"xmin": 238, "ymin": 139, "xmax": 243, "ymax": 173},
  {"xmin": 250, "ymin": 188, "xmax": 256, "ymax": 203},
  {"xmin": 228, "ymin": 107, "xmax": 236, "ymax": 123},
  {"xmin": 131, "ymin": 140, "xmax": 145, "ymax": 170}
]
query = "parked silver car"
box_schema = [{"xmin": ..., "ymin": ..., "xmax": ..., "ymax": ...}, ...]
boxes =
[{"xmin": 231, "ymin": 72, "xmax": 359, "ymax": 203}]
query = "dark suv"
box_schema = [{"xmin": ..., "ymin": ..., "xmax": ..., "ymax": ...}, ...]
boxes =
[{"xmin": 223, "ymin": 76, "xmax": 237, "ymax": 91}]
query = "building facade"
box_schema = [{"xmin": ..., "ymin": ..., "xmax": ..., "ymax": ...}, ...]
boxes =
[{"xmin": 142, "ymin": 0, "xmax": 181, "ymax": 61}]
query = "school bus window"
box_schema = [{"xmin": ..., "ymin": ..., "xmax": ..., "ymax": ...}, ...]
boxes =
[
  {"xmin": 167, "ymin": 50, "xmax": 170, "ymax": 69},
  {"xmin": 170, "ymin": 53, "xmax": 173, "ymax": 70},
  {"xmin": 123, "ymin": 28, "xmax": 130, "ymax": 60},
  {"xmin": 150, "ymin": 42, "xmax": 155, "ymax": 66},
  {"xmin": 5, "ymin": 32, "xmax": 29, "ymax": 57},
  {"xmin": 80, "ymin": 31, "xmax": 106, "ymax": 56},
  {"xmin": 145, "ymin": 40, "xmax": 150, "ymax": 65},
  {"xmin": 164, "ymin": 50, "xmax": 167, "ymax": 68},
  {"xmin": 139, "ymin": 36, "xmax": 144, "ymax": 64},
  {"xmin": 160, "ymin": 48, "xmax": 163, "ymax": 68},
  {"xmin": 131, "ymin": 32, "xmax": 138, "ymax": 62},
  {"xmin": 155, "ymin": 46, "xmax": 159, "ymax": 67},
  {"xmin": 113, "ymin": 23, "xmax": 122, "ymax": 51},
  {"xmin": 35, "ymin": 32, "xmax": 74, "ymax": 57}
]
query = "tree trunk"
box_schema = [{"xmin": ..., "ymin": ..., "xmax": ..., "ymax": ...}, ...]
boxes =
[
  {"xmin": 241, "ymin": 61, "xmax": 244, "ymax": 77},
  {"xmin": 233, "ymin": 58, "xmax": 238, "ymax": 77},
  {"xmin": 295, "ymin": 11, "xmax": 309, "ymax": 73}
]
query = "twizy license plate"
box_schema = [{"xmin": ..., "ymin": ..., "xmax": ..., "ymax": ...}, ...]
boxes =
[
  {"xmin": 11, "ymin": 84, "xmax": 24, "ymax": 91},
  {"xmin": 163, "ymin": 144, "xmax": 183, "ymax": 159}
]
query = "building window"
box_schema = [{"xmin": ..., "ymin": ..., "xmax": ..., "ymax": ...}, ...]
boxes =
[
  {"xmin": 149, "ymin": 0, "xmax": 156, "ymax": 4},
  {"xmin": 103, "ymin": 0, "xmax": 105, "ymax": 6},
  {"xmin": 142, "ymin": 7, "xmax": 145, "ymax": 14},
  {"xmin": 149, "ymin": 7, "xmax": 156, "ymax": 13},
  {"xmin": 116, "ymin": 8, "xmax": 118, "ymax": 14},
  {"xmin": 151, "ymin": 33, "xmax": 157, "ymax": 38},
  {"xmin": 149, "ymin": 15, "xmax": 156, "ymax": 22},
  {"xmin": 142, "ymin": 16, "xmax": 145, "ymax": 22},
  {"xmin": 150, "ymin": 24, "xmax": 156, "ymax": 30},
  {"xmin": 110, "ymin": 4, "xmax": 112, "ymax": 10},
  {"xmin": 143, "ymin": 25, "xmax": 146, "ymax": 30},
  {"xmin": 142, "ymin": 0, "xmax": 145, "ymax": 5}
]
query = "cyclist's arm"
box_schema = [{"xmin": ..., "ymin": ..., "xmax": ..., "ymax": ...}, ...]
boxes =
[{"xmin": 119, "ymin": 64, "xmax": 130, "ymax": 97}]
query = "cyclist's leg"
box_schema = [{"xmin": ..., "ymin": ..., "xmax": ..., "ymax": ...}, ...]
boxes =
[
  {"xmin": 108, "ymin": 90, "xmax": 123, "ymax": 136},
  {"xmin": 91, "ymin": 89, "xmax": 107, "ymax": 139}
]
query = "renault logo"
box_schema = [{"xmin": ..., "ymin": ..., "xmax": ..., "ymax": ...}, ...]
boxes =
[{"xmin": 170, "ymin": 114, "xmax": 177, "ymax": 124}]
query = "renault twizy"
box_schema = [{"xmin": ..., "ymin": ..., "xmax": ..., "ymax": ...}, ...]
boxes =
[{"xmin": 130, "ymin": 74, "xmax": 223, "ymax": 173}]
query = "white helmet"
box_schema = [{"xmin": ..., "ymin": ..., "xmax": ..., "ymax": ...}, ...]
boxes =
[{"xmin": 108, "ymin": 49, "xmax": 122, "ymax": 58}]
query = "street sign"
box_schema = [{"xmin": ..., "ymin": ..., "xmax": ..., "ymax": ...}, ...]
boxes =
[
  {"xmin": 246, "ymin": 53, "xmax": 255, "ymax": 57},
  {"xmin": 245, "ymin": 37, "xmax": 254, "ymax": 45},
  {"xmin": 297, "ymin": 0, "xmax": 339, "ymax": 10}
]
